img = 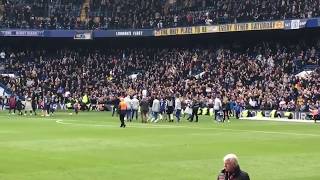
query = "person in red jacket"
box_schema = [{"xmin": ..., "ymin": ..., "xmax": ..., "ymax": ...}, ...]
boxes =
[
  {"xmin": 8, "ymin": 94, "xmax": 16, "ymax": 114},
  {"xmin": 309, "ymin": 106, "xmax": 319, "ymax": 123}
]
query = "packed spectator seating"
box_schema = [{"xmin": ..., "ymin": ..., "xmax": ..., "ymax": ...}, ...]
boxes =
[
  {"xmin": 0, "ymin": 39, "xmax": 319, "ymax": 112},
  {"xmin": 0, "ymin": 0, "xmax": 320, "ymax": 29},
  {"xmin": 0, "ymin": 0, "xmax": 84, "ymax": 29}
]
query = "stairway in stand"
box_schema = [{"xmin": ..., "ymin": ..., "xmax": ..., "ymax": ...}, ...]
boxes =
[{"xmin": 0, "ymin": 1, "xmax": 4, "ymax": 21}]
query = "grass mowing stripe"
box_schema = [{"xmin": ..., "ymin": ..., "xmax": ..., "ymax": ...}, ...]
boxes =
[
  {"xmin": 0, "ymin": 111, "xmax": 320, "ymax": 180},
  {"xmin": 54, "ymin": 118, "xmax": 320, "ymax": 137}
]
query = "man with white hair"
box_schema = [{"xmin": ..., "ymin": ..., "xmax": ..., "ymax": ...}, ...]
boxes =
[
  {"xmin": 217, "ymin": 153, "xmax": 250, "ymax": 180},
  {"xmin": 131, "ymin": 95, "xmax": 139, "ymax": 120}
]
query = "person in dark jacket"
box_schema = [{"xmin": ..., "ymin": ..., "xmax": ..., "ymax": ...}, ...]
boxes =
[
  {"xmin": 189, "ymin": 98, "xmax": 200, "ymax": 122},
  {"xmin": 112, "ymin": 95, "xmax": 120, "ymax": 116},
  {"xmin": 16, "ymin": 99, "xmax": 23, "ymax": 115},
  {"xmin": 222, "ymin": 96, "xmax": 230, "ymax": 122},
  {"xmin": 140, "ymin": 97, "xmax": 149, "ymax": 123},
  {"xmin": 217, "ymin": 154, "xmax": 250, "ymax": 180}
]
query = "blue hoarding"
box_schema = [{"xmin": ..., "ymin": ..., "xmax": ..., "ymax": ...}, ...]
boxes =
[
  {"xmin": 0, "ymin": 30, "xmax": 44, "ymax": 37},
  {"xmin": 0, "ymin": 29, "xmax": 154, "ymax": 38},
  {"xmin": 284, "ymin": 18, "xmax": 320, "ymax": 30},
  {"xmin": 0, "ymin": 17, "xmax": 319, "ymax": 38}
]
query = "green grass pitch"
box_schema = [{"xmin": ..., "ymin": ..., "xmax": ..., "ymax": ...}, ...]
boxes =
[{"xmin": 0, "ymin": 111, "xmax": 319, "ymax": 180}]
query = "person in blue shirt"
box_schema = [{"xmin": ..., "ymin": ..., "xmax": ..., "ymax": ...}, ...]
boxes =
[
  {"xmin": 234, "ymin": 102, "xmax": 242, "ymax": 119},
  {"xmin": 229, "ymin": 100, "xmax": 236, "ymax": 117}
]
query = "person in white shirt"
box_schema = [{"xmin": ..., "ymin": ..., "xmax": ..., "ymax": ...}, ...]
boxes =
[
  {"xmin": 24, "ymin": 95, "xmax": 33, "ymax": 115},
  {"xmin": 249, "ymin": 98, "xmax": 257, "ymax": 109},
  {"xmin": 142, "ymin": 89, "xmax": 147, "ymax": 98},
  {"xmin": 131, "ymin": 95, "xmax": 139, "ymax": 120},
  {"xmin": 124, "ymin": 95, "xmax": 132, "ymax": 121},
  {"xmin": 279, "ymin": 99, "xmax": 286, "ymax": 110},
  {"xmin": 0, "ymin": 51, "xmax": 5, "ymax": 59},
  {"xmin": 166, "ymin": 96, "xmax": 174, "ymax": 122},
  {"xmin": 175, "ymin": 94, "xmax": 182, "ymax": 122},
  {"xmin": 214, "ymin": 95, "xmax": 222, "ymax": 121},
  {"xmin": 184, "ymin": 98, "xmax": 192, "ymax": 120},
  {"xmin": 64, "ymin": 91, "xmax": 71, "ymax": 98},
  {"xmin": 208, "ymin": 96, "xmax": 214, "ymax": 111},
  {"xmin": 151, "ymin": 97, "xmax": 160, "ymax": 122}
]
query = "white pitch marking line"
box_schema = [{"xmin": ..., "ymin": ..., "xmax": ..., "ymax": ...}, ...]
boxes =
[
  {"xmin": 55, "ymin": 119, "xmax": 180, "ymax": 129},
  {"xmin": 241, "ymin": 117, "xmax": 316, "ymax": 123},
  {"xmin": 55, "ymin": 119, "xmax": 320, "ymax": 137}
]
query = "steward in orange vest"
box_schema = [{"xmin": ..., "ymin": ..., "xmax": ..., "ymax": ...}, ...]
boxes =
[{"xmin": 119, "ymin": 98, "xmax": 127, "ymax": 128}]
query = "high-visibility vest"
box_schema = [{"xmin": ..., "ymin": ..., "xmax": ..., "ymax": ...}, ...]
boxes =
[
  {"xmin": 284, "ymin": 112, "xmax": 293, "ymax": 119},
  {"xmin": 270, "ymin": 110, "xmax": 277, "ymax": 118},
  {"xmin": 256, "ymin": 111, "xmax": 264, "ymax": 118},
  {"xmin": 197, "ymin": 108, "xmax": 202, "ymax": 115},
  {"xmin": 241, "ymin": 110, "xmax": 248, "ymax": 117},
  {"xmin": 284, "ymin": 112, "xmax": 291, "ymax": 117},
  {"xmin": 119, "ymin": 101, "xmax": 127, "ymax": 111},
  {"xmin": 202, "ymin": 108, "xmax": 208, "ymax": 115},
  {"xmin": 209, "ymin": 108, "xmax": 214, "ymax": 116},
  {"xmin": 82, "ymin": 95, "xmax": 88, "ymax": 104},
  {"xmin": 66, "ymin": 103, "xmax": 72, "ymax": 108}
]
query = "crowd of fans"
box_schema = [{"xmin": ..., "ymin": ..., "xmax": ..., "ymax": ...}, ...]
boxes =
[
  {"xmin": 0, "ymin": 0, "xmax": 320, "ymax": 30},
  {"xmin": 0, "ymin": 39, "xmax": 319, "ymax": 116},
  {"xmin": 0, "ymin": 0, "xmax": 85, "ymax": 29}
]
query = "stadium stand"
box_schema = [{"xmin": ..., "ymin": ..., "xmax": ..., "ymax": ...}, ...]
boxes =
[
  {"xmin": 0, "ymin": 0, "xmax": 319, "ymax": 29},
  {"xmin": 0, "ymin": 0, "xmax": 319, "ymax": 119},
  {"xmin": 0, "ymin": 36, "xmax": 319, "ymax": 112}
]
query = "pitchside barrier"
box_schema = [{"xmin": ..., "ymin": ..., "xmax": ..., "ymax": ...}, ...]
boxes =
[
  {"xmin": 27, "ymin": 103, "xmax": 317, "ymax": 121},
  {"xmin": 102, "ymin": 107, "xmax": 316, "ymax": 121},
  {"xmin": 239, "ymin": 109, "xmax": 317, "ymax": 121},
  {"xmin": 180, "ymin": 108, "xmax": 314, "ymax": 121}
]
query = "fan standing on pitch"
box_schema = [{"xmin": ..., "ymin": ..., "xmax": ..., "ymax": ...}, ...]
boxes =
[{"xmin": 217, "ymin": 154, "xmax": 250, "ymax": 180}]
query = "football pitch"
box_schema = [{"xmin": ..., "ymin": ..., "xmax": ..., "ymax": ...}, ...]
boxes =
[{"xmin": 0, "ymin": 111, "xmax": 319, "ymax": 180}]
